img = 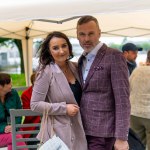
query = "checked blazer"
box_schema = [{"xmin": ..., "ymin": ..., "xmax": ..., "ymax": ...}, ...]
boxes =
[{"xmin": 78, "ymin": 43, "xmax": 131, "ymax": 141}]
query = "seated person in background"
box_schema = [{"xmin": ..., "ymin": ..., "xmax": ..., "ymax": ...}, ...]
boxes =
[
  {"xmin": 21, "ymin": 72, "xmax": 41, "ymax": 144},
  {"xmin": 0, "ymin": 73, "xmax": 27, "ymax": 150}
]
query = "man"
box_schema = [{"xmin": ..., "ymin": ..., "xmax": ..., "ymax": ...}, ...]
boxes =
[
  {"xmin": 122, "ymin": 43, "xmax": 142, "ymax": 75},
  {"xmin": 77, "ymin": 15, "xmax": 130, "ymax": 150}
]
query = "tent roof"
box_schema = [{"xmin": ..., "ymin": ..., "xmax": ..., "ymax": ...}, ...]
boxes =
[
  {"xmin": 0, "ymin": 0, "xmax": 150, "ymax": 38},
  {"xmin": 1, "ymin": 0, "xmax": 150, "ymax": 86},
  {"xmin": 1, "ymin": 0, "xmax": 150, "ymax": 20}
]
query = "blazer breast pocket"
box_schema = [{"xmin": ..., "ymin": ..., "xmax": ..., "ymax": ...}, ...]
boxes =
[{"xmin": 90, "ymin": 66, "xmax": 110, "ymax": 86}]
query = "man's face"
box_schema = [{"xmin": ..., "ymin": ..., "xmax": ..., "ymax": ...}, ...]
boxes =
[
  {"xmin": 124, "ymin": 50, "xmax": 138, "ymax": 62},
  {"xmin": 77, "ymin": 21, "xmax": 100, "ymax": 53}
]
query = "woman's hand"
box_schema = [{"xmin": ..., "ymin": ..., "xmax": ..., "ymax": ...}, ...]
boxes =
[
  {"xmin": 66, "ymin": 104, "xmax": 79, "ymax": 116},
  {"xmin": 5, "ymin": 125, "xmax": 12, "ymax": 133}
]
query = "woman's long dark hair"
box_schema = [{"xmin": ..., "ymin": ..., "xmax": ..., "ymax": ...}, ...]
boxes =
[{"xmin": 38, "ymin": 31, "xmax": 73, "ymax": 70}]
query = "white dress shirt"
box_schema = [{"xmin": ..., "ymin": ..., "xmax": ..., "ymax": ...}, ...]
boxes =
[{"xmin": 82, "ymin": 42, "xmax": 103, "ymax": 83}]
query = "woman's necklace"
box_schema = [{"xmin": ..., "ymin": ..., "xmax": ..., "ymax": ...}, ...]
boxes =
[
  {"xmin": 62, "ymin": 68, "xmax": 68, "ymax": 74},
  {"xmin": 60, "ymin": 63, "xmax": 75, "ymax": 84},
  {"xmin": 60, "ymin": 63, "xmax": 69, "ymax": 74}
]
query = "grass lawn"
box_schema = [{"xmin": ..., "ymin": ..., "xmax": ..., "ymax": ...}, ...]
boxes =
[
  {"xmin": 11, "ymin": 74, "xmax": 26, "ymax": 96},
  {"xmin": 10, "ymin": 74, "xmax": 27, "ymax": 122},
  {"xmin": 11, "ymin": 74, "xmax": 26, "ymax": 87}
]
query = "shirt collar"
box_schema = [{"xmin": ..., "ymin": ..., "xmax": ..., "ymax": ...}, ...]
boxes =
[{"xmin": 83, "ymin": 42, "xmax": 103, "ymax": 57}]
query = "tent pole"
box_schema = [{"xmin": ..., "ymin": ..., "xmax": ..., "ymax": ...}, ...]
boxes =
[{"xmin": 22, "ymin": 27, "xmax": 33, "ymax": 87}]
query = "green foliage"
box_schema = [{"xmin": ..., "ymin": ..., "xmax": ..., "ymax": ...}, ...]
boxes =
[
  {"xmin": 108, "ymin": 43, "xmax": 121, "ymax": 51},
  {"xmin": 109, "ymin": 41, "xmax": 150, "ymax": 52},
  {"xmin": 11, "ymin": 74, "xmax": 26, "ymax": 87},
  {"xmin": 0, "ymin": 37, "xmax": 24, "ymax": 73},
  {"xmin": 0, "ymin": 37, "xmax": 12, "ymax": 44},
  {"xmin": 140, "ymin": 42, "xmax": 150, "ymax": 51},
  {"xmin": 11, "ymin": 74, "xmax": 26, "ymax": 96}
]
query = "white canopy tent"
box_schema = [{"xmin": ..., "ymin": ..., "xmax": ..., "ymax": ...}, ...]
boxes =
[{"xmin": 0, "ymin": 0, "xmax": 150, "ymax": 85}]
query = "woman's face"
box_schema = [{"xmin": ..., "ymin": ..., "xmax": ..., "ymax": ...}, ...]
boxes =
[{"xmin": 49, "ymin": 37, "xmax": 70, "ymax": 64}]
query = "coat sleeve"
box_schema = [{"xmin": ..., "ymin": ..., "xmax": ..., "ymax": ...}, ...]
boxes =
[
  {"xmin": 30, "ymin": 66, "xmax": 66, "ymax": 116},
  {"xmin": 111, "ymin": 51, "xmax": 131, "ymax": 141},
  {"xmin": 0, "ymin": 122, "xmax": 7, "ymax": 133}
]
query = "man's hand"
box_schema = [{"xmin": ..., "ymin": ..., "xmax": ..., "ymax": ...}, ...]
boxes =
[{"xmin": 114, "ymin": 139, "xmax": 129, "ymax": 150}]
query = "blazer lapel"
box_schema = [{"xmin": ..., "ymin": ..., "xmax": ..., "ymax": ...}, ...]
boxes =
[
  {"xmin": 50, "ymin": 63, "xmax": 77, "ymax": 105},
  {"xmin": 83, "ymin": 44, "xmax": 107, "ymax": 90},
  {"xmin": 68, "ymin": 61, "xmax": 80, "ymax": 84},
  {"xmin": 78, "ymin": 55, "xmax": 85, "ymax": 88}
]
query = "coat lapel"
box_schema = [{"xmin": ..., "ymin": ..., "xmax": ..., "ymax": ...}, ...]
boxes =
[
  {"xmin": 78, "ymin": 55, "xmax": 85, "ymax": 88},
  {"xmin": 50, "ymin": 62, "xmax": 78, "ymax": 105},
  {"xmin": 83, "ymin": 44, "xmax": 107, "ymax": 90},
  {"xmin": 68, "ymin": 61, "xmax": 80, "ymax": 84}
]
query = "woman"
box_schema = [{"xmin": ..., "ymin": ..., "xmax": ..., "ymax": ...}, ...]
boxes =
[
  {"xmin": 30, "ymin": 31, "xmax": 87, "ymax": 150},
  {"xmin": 129, "ymin": 50, "xmax": 150, "ymax": 149},
  {"xmin": 0, "ymin": 73, "xmax": 27, "ymax": 150}
]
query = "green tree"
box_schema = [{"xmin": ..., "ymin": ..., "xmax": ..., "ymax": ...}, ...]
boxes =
[{"xmin": 0, "ymin": 38, "xmax": 24, "ymax": 73}]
